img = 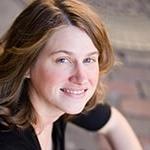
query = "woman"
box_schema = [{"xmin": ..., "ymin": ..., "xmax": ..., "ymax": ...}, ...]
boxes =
[{"xmin": 0, "ymin": 0, "xmax": 142, "ymax": 150}]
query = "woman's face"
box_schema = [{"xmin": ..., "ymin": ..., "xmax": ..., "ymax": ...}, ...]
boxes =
[{"xmin": 29, "ymin": 26, "xmax": 99, "ymax": 115}]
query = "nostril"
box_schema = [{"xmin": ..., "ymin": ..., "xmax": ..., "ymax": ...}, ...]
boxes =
[{"xmin": 69, "ymin": 74, "xmax": 88, "ymax": 85}]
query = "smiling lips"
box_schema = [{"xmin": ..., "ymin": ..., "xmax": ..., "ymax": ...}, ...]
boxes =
[{"xmin": 60, "ymin": 88, "xmax": 88, "ymax": 95}]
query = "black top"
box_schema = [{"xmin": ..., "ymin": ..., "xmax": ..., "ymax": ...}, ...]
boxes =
[{"xmin": 0, "ymin": 104, "xmax": 111, "ymax": 150}]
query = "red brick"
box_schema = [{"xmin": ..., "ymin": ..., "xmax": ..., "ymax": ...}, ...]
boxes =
[
  {"xmin": 139, "ymin": 81, "xmax": 150, "ymax": 98},
  {"xmin": 120, "ymin": 99, "xmax": 150, "ymax": 118},
  {"xmin": 109, "ymin": 66, "xmax": 150, "ymax": 81},
  {"xmin": 125, "ymin": 50, "xmax": 150, "ymax": 66},
  {"xmin": 105, "ymin": 80, "xmax": 138, "ymax": 97}
]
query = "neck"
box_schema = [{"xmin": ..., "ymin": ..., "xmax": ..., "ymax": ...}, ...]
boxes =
[
  {"xmin": 33, "ymin": 112, "xmax": 62, "ymax": 135},
  {"xmin": 34, "ymin": 121, "xmax": 53, "ymax": 150}
]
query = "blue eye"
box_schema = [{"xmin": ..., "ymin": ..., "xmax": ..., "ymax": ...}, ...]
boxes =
[
  {"xmin": 83, "ymin": 58, "xmax": 96, "ymax": 64},
  {"xmin": 56, "ymin": 57, "xmax": 70, "ymax": 64}
]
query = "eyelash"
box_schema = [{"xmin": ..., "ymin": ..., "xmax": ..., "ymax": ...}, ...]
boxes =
[
  {"xmin": 56, "ymin": 57, "xmax": 71, "ymax": 64},
  {"xmin": 83, "ymin": 57, "xmax": 96, "ymax": 63},
  {"xmin": 55, "ymin": 57, "xmax": 97, "ymax": 64}
]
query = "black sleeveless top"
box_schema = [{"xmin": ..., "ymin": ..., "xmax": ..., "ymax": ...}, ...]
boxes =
[{"xmin": 0, "ymin": 104, "xmax": 111, "ymax": 150}]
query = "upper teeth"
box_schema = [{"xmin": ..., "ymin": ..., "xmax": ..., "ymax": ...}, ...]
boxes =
[{"xmin": 62, "ymin": 89, "xmax": 85, "ymax": 94}]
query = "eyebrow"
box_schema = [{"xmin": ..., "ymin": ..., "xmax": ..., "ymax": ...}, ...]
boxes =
[{"xmin": 49, "ymin": 50, "xmax": 99, "ymax": 56}]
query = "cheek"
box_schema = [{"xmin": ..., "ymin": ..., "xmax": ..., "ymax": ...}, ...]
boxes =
[
  {"xmin": 91, "ymin": 75, "xmax": 99, "ymax": 87},
  {"xmin": 41, "ymin": 70, "xmax": 60, "ymax": 86},
  {"xmin": 38, "ymin": 67, "xmax": 69, "ymax": 87},
  {"xmin": 89, "ymin": 67, "xmax": 99, "ymax": 85}
]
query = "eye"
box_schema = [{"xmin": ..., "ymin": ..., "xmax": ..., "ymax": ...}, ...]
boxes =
[
  {"xmin": 83, "ymin": 57, "xmax": 96, "ymax": 64},
  {"xmin": 56, "ymin": 57, "xmax": 71, "ymax": 64}
]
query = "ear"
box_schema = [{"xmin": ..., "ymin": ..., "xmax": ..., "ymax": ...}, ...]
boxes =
[{"xmin": 24, "ymin": 69, "xmax": 30, "ymax": 79}]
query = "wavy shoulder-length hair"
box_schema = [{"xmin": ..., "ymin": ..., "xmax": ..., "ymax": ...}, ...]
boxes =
[{"xmin": 0, "ymin": 0, "xmax": 114, "ymax": 128}]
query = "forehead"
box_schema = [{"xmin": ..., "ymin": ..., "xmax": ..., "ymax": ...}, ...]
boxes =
[{"xmin": 43, "ymin": 25, "xmax": 98, "ymax": 55}]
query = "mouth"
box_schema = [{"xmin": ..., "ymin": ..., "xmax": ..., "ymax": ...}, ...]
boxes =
[{"xmin": 60, "ymin": 88, "xmax": 88, "ymax": 95}]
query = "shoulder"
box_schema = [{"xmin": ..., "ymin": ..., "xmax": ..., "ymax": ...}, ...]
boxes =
[{"xmin": 71, "ymin": 103, "xmax": 111, "ymax": 131}]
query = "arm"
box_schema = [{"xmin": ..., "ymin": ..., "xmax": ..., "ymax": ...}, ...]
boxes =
[{"xmin": 99, "ymin": 107, "xmax": 143, "ymax": 150}]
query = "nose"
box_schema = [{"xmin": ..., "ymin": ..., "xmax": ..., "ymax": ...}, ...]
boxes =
[{"xmin": 69, "ymin": 63, "xmax": 88, "ymax": 85}]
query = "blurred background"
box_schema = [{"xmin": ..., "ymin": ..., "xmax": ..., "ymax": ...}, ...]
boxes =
[{"xmin": 0, "ymin": 0, "xmax": 150, "ymax": 150}]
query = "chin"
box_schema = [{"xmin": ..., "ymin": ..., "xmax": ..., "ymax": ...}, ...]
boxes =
[{"xmin": 64, "ymin": 105, "xmax": 85, "ymax": 115}]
